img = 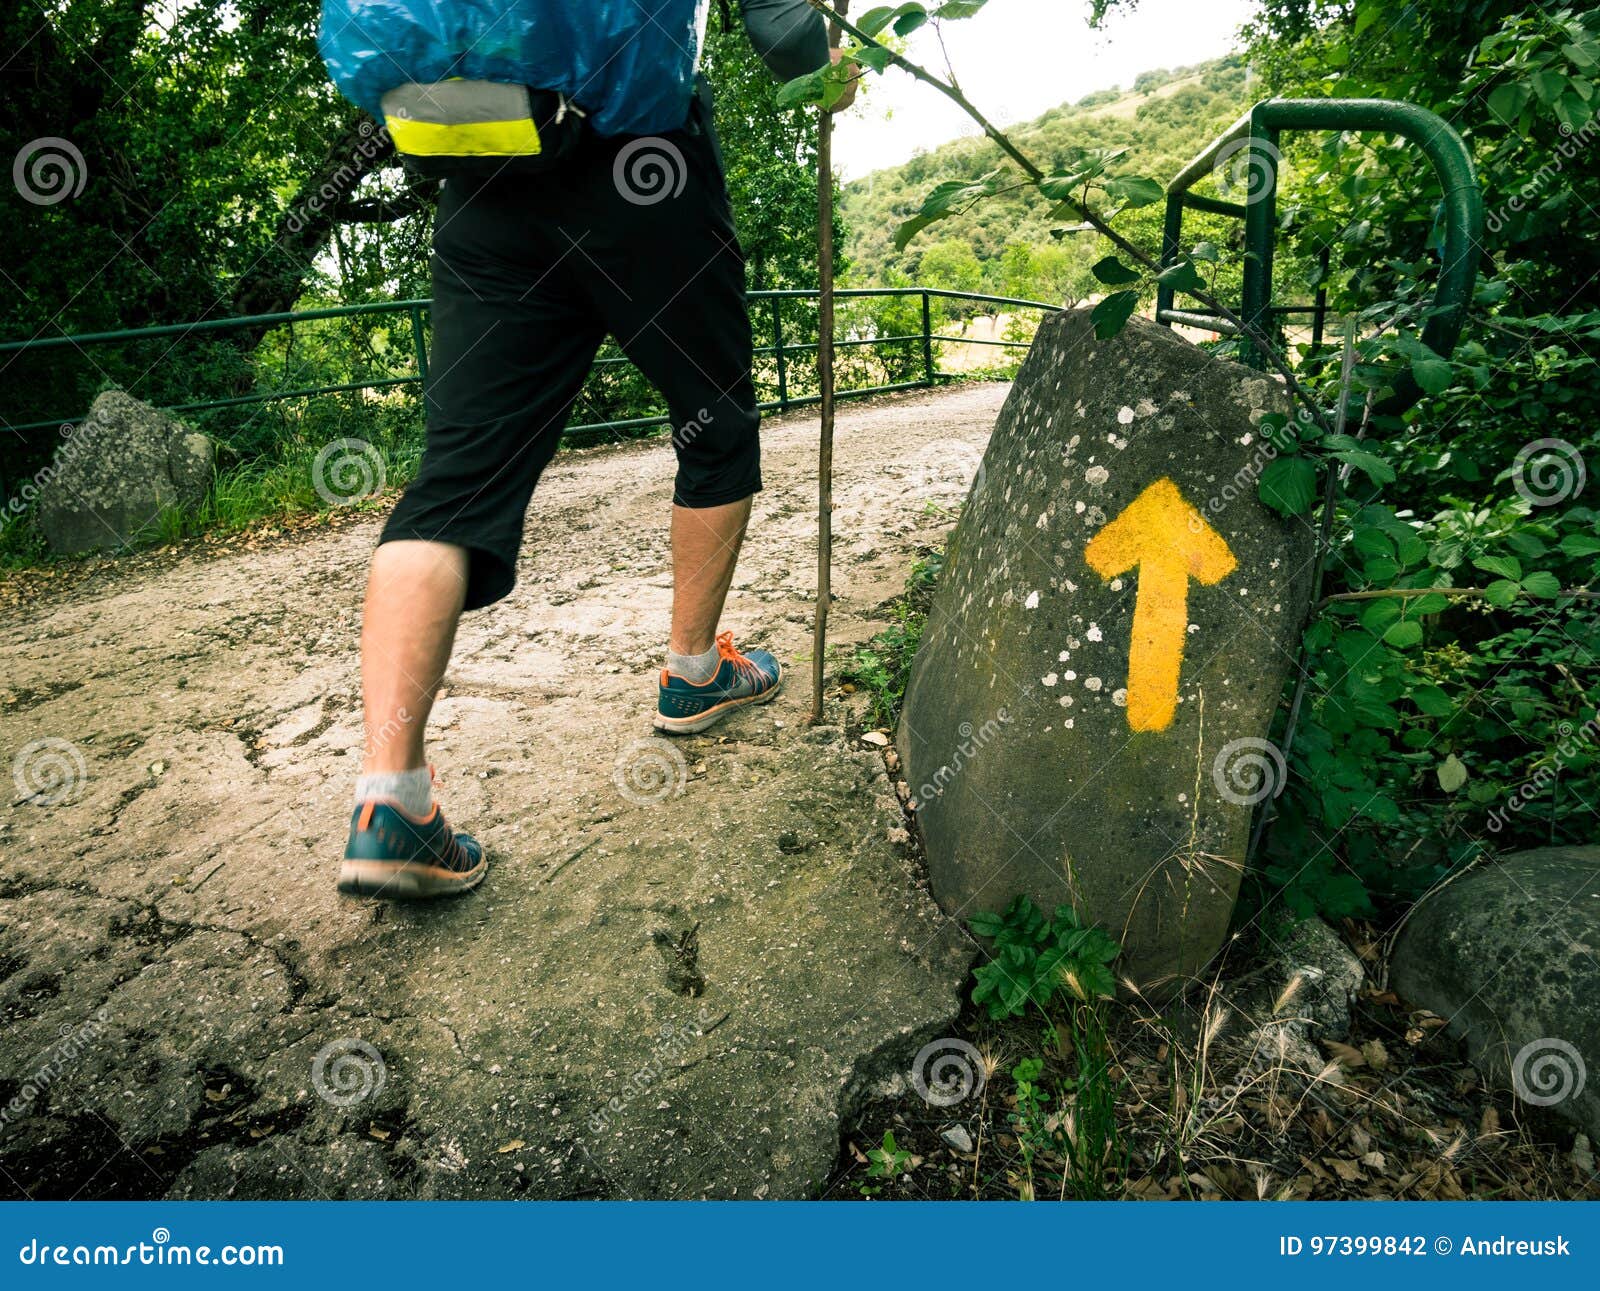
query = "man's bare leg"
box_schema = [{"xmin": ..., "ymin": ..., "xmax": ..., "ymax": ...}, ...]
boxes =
[
  {"xmin": 360, "ymin": 539, "xmax": 468, "ymax": 773},
  {"xmin": 341, "ymin": 539, "xmax": 486, "ymax": 898},
  {"xmin": 669, "ymin": 497, "xmax": 752, "ymax": 656},
  {"xmin": 656, "ymin": 495, "xmax": 781, "ymax": 733}
]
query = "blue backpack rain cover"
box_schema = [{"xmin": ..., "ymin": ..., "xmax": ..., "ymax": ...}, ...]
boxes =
[{"xmin": 319, "ymin": 0, "xmax": 709, "ymax": 138}]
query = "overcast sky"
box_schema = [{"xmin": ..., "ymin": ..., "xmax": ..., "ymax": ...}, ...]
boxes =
[{"xmin": 833, "ymin": 0, "xmax": 1258, "ymax": 180}]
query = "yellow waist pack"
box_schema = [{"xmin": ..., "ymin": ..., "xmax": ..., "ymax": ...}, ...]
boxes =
[{"xmin": 381, "ymin": 81, "xmax": 588, "ymax": 179}]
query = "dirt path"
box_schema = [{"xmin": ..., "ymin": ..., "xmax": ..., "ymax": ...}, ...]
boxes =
[{"xmin": 0, "ymin": 383, "xmax": 1007, "ymax": 1199}]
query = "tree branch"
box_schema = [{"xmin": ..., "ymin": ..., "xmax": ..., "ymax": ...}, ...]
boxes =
[
  {"xmin": 806, "ymin": 0, "xmax": 1334, "ymax": 435},
  {"xmin": 1316, "ymin": 586, "xmax": 1600, "ymax": 610}
]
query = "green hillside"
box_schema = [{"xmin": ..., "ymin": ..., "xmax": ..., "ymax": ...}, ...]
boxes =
[{"xmin": 842, "ymin": 58, "xmax": 1254, "ymax": 303}]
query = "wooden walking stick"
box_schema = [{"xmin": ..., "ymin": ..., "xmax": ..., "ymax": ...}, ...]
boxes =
[{"xmin": 809, "ymin": 2, "xmax": 847, "ymax": 725}]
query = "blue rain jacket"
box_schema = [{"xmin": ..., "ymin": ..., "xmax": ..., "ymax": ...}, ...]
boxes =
[{"xmin": 319, "ymin": 0, "xmax": 709, "ymax": 138}]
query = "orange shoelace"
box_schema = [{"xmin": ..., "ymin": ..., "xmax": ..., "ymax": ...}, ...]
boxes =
[{"xmin": 715, "ymin": 630, "xmax": 765, "ymax": 686}]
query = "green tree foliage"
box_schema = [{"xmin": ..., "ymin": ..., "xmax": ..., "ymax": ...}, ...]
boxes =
[
  {"xmin": 3, "ymin": 0, "xmax": 429, "ymax": 472},
  {"xmin": 840, "ymin": 60, "xmax": 1255, "ymax": 301},
  {"xmin": 1, "ymin": 1, "xmax": 840, "ymax": 545},
  {"xmin": 1232, "ymin": 1, "xmax": 1600, "ymax": 918}
]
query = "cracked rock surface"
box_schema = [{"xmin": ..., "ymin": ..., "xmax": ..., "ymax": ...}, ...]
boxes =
[{"xmin": 0, "ymin": 389, "xmax": 998, "ymax": 1198}]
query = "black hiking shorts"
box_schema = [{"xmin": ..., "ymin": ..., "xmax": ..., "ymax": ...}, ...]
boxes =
[{"xmin": 380, "ymin": 93, "xmax": 761, "ymax": 611}]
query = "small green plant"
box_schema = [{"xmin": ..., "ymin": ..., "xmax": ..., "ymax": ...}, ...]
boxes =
[
  {"xmin": 839, "ymin": 546, "xmax": 944, "ymax": 727},
  {"xmin": 969, "ymin": 896, "xmax": 1120, "ymax": 1021},
  {"xmin": 1008, "ymin": 1057, "xmax": 1054, "ymax": 1199},
  {"xmin": 858, "ymin": 1129, "xmax": 913, "ymax": 1195}
]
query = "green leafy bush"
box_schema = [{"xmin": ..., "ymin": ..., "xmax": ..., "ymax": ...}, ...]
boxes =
[{"xmin": 969, "ymin": 896, "xmax": 1121, "ymax": 1020}]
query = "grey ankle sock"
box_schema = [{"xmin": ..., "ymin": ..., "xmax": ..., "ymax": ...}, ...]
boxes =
[
  {"xmin": 355, "ymin": 767, "xmax": 433, "ymax": 817},
  {"xmin": 667, "ymin": 643, "xmax": 721, "ymax": 685}
]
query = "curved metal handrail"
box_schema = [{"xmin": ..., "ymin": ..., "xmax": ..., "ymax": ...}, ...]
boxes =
[{"xmin": 1159, "ymin": 97, "xmax": 1484, "ymax": 415}]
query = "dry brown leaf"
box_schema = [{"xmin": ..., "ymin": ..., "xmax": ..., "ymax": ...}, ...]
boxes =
[
  {"xmin": 1325, "ymin": 1040, "xmax": 1367, "ymax": 1069},
  {"xmin": 496, "ymin": 1138, "xmax": 524, "ymax": 1153}
]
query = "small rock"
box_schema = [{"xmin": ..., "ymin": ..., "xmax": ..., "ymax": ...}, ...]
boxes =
[{"xmin": 940, "ymin": 1124, "xmax": 973, "ymax": 1153}]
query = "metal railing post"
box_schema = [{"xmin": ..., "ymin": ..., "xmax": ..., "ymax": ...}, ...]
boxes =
[
  {"xmin": 921, "ymin": 290, "xmax": 934, "ymax": 386},
  {"xmin": 772, "ymin": 295, "xmax": 788, "ymax": 411},
  {"xmin": 1239, "ymin": 118, "xmax": 1280, "ymax": 369},
  {"xmin": 1311, "ymin": 246, "xmax": 1330, "ymax": 353},
  {"xmin": 1156, "ymin": 194, "xmax": 1183, "ymax": 329},
  {"xmin": 408, "ymin": 304, "xmax": 429, "ymax": 383}
]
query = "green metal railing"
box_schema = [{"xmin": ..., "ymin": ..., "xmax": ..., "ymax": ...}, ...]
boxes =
[
  {"xmin": 0, "ymin": 287, "xmax": 1058, "ymax": 439},
  {"xmin": 1159, "ymin": 97, "xmax": 1483, "ymax": 412}
]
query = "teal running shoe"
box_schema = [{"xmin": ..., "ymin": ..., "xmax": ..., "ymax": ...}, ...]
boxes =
[
  {"xmin": 654, "ymin": 631, "xmax": 783, "ymax": 734},
  {"xmin": 338, "ymin": 798, "xmax": 487, "ymax": 899}
]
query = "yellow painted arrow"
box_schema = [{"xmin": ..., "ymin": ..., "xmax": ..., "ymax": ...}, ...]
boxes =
[{"xmin": 1083, "ymin": 477, "xmax": 1237, "ymax": 733}]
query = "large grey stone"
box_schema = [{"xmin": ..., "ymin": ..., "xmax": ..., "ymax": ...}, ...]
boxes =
[
  {"xmin": 35, "ymin": 390, "xmax": 212, "ymax": 554},
  {"xmin": 1391, "ymin": 848, "xmax": 1600, "ymax": 1139},
  {"xmin": 900, "ymin": 306, "xmax": 1314, "ymax": 988}
]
